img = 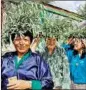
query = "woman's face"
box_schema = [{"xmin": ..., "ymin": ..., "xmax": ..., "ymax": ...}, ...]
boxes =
[
  {"xmin": 74, "ymin": 38, "xmax": 84, "ymax": 51},
  {"xmin": 46, "ymin": 38, "xmax": 56, "ymax": 50},
  {"xmin": 13, "ymin": 36, "xmax": 31, "ymax": 54}
]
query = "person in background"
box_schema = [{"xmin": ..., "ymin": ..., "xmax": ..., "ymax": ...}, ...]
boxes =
[
  {"xmin": 31, "ymin": 36, "xmax": 70, "ymax": 89},
  {"xmin": 1, "ymin": 31, "xmax": 54, "ymax": 90},
  {"xmin": 61, "ymin": 35, "xmax": 75, "ymax": 60},
  {"xmin": 63, "ymin": 36, "xmax": 86, "ymax": 89},
  {"xmin": 31, "ymin": 32, "xmax": 46, "ymax": 53}
]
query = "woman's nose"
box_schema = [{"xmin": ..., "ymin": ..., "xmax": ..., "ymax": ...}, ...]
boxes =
[{"xmin": 19, "ymin": 39, "xmax": 24, "ymax": 44}]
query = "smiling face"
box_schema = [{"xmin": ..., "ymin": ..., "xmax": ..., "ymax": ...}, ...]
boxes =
[
  {"xmin": 13, "ymin": 35, "xmax": 31, "ymax": 54},
  {"xmin": 74, "ymin": 38, "xmax": 84, "ymax": 51},
  {"xmin": 46, "ymin": 37, "xmax": 56, "ymax": 50}
]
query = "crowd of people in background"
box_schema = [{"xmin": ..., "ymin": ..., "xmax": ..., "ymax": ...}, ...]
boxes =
[{"xmin": 1, "ymin": 31, "xmax": 86, "ymax": 90}]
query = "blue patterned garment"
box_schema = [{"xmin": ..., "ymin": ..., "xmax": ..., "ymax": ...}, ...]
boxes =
[{"xmin": 1, "ymin": 51, "xmax": 54, "ymax": 90}]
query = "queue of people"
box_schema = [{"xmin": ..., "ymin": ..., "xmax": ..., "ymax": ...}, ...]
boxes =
[{"xmin": 1, "ymin": 30, "xmax": 86, "ymax": 90}]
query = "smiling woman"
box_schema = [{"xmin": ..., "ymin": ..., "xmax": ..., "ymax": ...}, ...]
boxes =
[
  {"xmin": 62, "ymin": 36, "xmax": 86, "ymax": 89},
  {"xmin": 12, "ymin": 31, "xmax": 33, "ymax": 57},
  {"xmin": 1, "ymin": 30, "xmax": 54, "ymax": 90}
]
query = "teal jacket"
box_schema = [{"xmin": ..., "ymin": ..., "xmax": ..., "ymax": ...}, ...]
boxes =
[{"xmin": 62, "ymin": 44, "xmax": 86, "ymax": 84}]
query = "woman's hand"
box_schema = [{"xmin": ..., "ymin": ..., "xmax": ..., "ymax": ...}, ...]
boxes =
[
  {"xmin": 30, "ymin": 37, "xmax": 40, "ymax": 52},
  {"xmin": 7, "ymin": 80, "xmax": 31, "ymax": 89}
]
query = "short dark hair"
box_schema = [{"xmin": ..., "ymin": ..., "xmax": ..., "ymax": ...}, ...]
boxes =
[{"xmin": 11, "ymin": 30, "xmax": 33, "ymax": 43}]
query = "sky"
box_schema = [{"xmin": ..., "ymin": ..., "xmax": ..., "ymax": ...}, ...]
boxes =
[{"xmin": 49, "ymin": 1, "xmax": 86, "ymax": 13}]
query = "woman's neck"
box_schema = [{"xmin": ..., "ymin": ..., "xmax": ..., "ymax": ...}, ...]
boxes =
[
  {"xmin": 17, "ymin": 51, "xmax": 29, "ymax": 58},
  {"xmin": 17, "ymin": 50, "xmax": 30, "ymax": 58},
  {"xmin": 48, "ymin": 48, "xmax": 55, "ymax": 55},
  {"xmin": 17, "ymin": 53, "xmax": 25, "ymax": 58}
]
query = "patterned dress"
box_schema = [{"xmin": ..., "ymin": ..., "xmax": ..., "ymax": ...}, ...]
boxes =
[{"xmin": 40, "ymin": 46, "xmax": 71, "ymax": 89}]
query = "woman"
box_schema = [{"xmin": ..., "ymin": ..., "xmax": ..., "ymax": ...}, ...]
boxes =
[
  {"xmin": 1, "ymin": 31, "xmax": 54, "ymax": 90},
  {"xmin": 63, "ymin": 37, "xmax": 86, "ymax": 89},
  {"xmin": 31, "ymin": 36, "xmax": 70, "ymax": 89}
]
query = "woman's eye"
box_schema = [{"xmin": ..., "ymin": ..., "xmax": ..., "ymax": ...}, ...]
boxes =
[{"xmin": 24, "ymin": 39, "xmax": 29, "ymax": 41}]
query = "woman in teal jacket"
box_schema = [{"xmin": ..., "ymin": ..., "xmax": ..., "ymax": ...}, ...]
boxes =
[{"xmin": 63, "ymin": 37, "xmax": 86, "ymax": 89}]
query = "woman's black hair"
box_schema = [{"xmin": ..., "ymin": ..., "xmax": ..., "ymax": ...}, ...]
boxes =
[
  {"xmin": 11, "ymin": 30, "xmax": 33, "ymax": 43},
  {"xmin": 73, "ymin": 50, "xmax": 86, "ymax": 59}
]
